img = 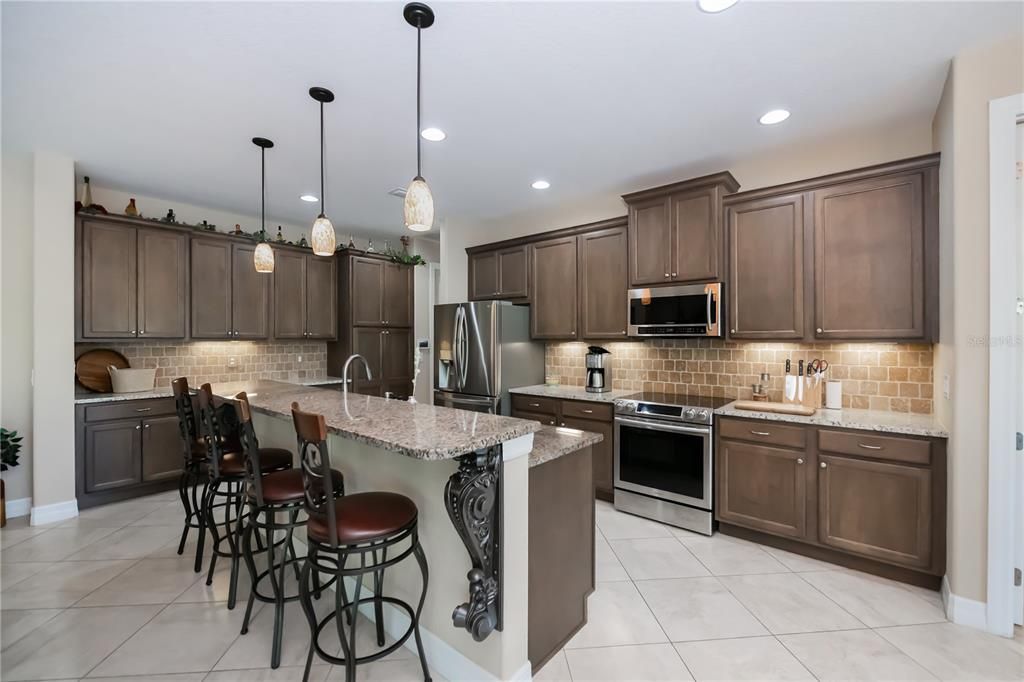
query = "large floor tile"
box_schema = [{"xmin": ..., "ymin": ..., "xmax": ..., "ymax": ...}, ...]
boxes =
[
  {"xmin": 325, "ymin": 658, "xmax": 443, "ymax": 681},
  {"xmin": 565, "ymin": 580, "xmax": 668, "ymax": 649},
  {"xmin": 684, "ymin": 538, "xmax": 789, "ymax": 576},
  {"xmin": 205, "ymin": 666, "xmax": 329, "ymax": 681},
  {"xmin": 595, "ymin": 504, "xmax": 673, "ymax": 540},
  {"xmin": 595, "ymin": 532, "xmax": 629, "ymax": 582},
  {"xmin": 675, "ymin": 636, "xmax": 814, "ymax": 681},
  {"xmin": 77, "ymin": 558, "xmax": 202, "ymax": 606},
  {"xmin": 130, "ymin": 503, "xmax": 190, "ymax": 527},
  {"xmin": 780, "ymin": 629, "xmax": 936, "ymax": 681},
  {"xmin": 1, "ymin": 560, "xmax": 135, "ymax": 609},
  {"xmin": 90, "ymin": 675, "xmax": 207, "ymax": 682},
  {"xmin": 0, "ymin": 526, "xmax": 53, "ymax": 550},
  {"xmin": 877, "ymin": 621, "xmax": 1024, "ymax": 681},
  {"xmin": 636, "ymin": 577, "xmax": 767, "ymax": 642},
  {"xmin": 565, "ymin": 642, "xmax": 693, "ymax": 681},
  {"xmin": 0, "ymin": 561, "xmax": 51, "ymax": 590},
  {"xmin": 0, "ymin": 526, "xmax": 118, "ymax": 563},
  {"xmin": 68, "ymin": 501, "xmax": 168, "ymax": 528},
  {"xmin": 0, "ymin": 608, "xmax": 63, "ymax": 650},
  {"xmin": 719, "ymin": 573, "xmax": 864, "ymax": 634},
  {"xmin": 67, "ymin": 525, "xmax": 183, "ymax": 561},
  {"xmin": 760, "ymin": 545, "xmax": 842, "ymax": 572},
  {"xmin": 174, "ymin": 561, "xmax": 256, "ymax": 604},
  {"xmin": 88, "ymin": 602, "xmax": 246, "ymax": 677},
  {"xmin": 0, "ymin": 604, "xmax": 161, "ymax": 681},
  {"xmin": 533, "ymin": 650, "xmax": 572, "ymax": 682},
  {"xmin": 799, "ymin": 569, "xmax": 946, "ymax": 627},
  {"xmin": 609, "ymin": 537, "xmax": 709, "ymax": 580}
]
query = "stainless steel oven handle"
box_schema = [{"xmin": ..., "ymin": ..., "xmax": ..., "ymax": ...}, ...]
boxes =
[
  {"xmin": 706, "ymin": 290, "xmax": 712, "ymax": 329},
  {"xmin": 615, "ymin": 416, "xmax": 711, "ymax": 436}
]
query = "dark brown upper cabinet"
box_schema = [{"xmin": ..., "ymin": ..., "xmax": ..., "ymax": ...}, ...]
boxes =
[
  {"xmin": 530, "ymin": 236, "xmax": 578, "ymax": 339},
  {"xmin": 273, "ymin": 252, "xmax": 337, "ymax": 340},
  {"xmin": 383, "ymin": 262, "xmax": 413, "ymax": 328},
  {"xmin": 190, "ymin": 238, "xmax": 269, "ymax": 340},
  {"xmin": 623, "ymin": 172, "xmax": 739, "ymax": 288},
  {"xmin": 578, "ymin": 223, "xmax": 628, "ymax": 339},
  {"xmin": 305, "ymin": 256, "xmax": 337, "ymax": 339},
  {"xmin": 468, "ymin": 244, "xmax": 529, "ymax": 300},
  {"xmin": 725, "ymin": 192, "xmax": 807, "ymax": 339},
  {"xmin": 347, "ymin": 256, "xmax": 413, "ymax": 328},
  {"xmin": 78, "ymin": 218, "xmax": 187, "ymax": 340}
]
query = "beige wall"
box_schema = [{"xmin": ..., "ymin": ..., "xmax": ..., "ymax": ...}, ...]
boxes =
[{"xmin": 931, "ymin": 32, "xmax": 1024, "ymax": 604}]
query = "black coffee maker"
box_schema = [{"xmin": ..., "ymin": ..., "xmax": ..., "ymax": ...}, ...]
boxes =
[{"xmin": 585, "ymin": 346, "xmax": 611, "ymax": 393}]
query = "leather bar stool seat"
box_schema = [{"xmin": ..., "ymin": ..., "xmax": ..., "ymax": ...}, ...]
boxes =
[
  {"xmin": 306, "ymin": 492, "xmax": 417, "ymax": 545},
  {"xmin": 219, "ymin": 448, "xmax": 292, "ymax": 476},
  {"xmin": 256, "ymin": 468, "xmax": 345, "ymax": 504}
]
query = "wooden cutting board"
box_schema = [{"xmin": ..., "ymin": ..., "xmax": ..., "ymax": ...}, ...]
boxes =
[
  {"xmin": 76, "ymin": 349, "xmax": 130, "ymax": 393},
  {"xmin": 731, "ymin": 400, "xmax": 816, "ymax": 416}
]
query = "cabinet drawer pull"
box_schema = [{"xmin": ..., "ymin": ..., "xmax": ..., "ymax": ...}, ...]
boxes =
[
  {"xmin": 797, "ymin": 458, "xmax": 804, "ymax": 464},
  {"xmin": 820, "ymin": 462, "xmax": 827, "ymax": 469},
  {"xmin": 528, "ymin": 402, "xmax": 540, "ymax": 407},
  {"xmin": 135, "ymin": 424, "xmax": 142, "ymax": 430},
  {"xmin": 144, "ymin": 424, "xmax": 150, "ymax": 429},
  {"xmin": 858, "ymin": 443, "xmax": 883, "ymax": 450},
  {"xmin": 582, "ymin": 409, "xmax": 594, "ymax": 414},
  {"xmin": 559, "ymin": 422, "xmax": 565, "ymax": 427},
  {"xmin": 750, "ymin": 430, "xmax": 771, "ymax": 436},
  {"xmin": 134, "ymin": 408, "xmax": 152, "ymax": 413}
]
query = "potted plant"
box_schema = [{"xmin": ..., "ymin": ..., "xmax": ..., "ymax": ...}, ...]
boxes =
[{"xmin": 1, "ymin": 428, "xmax": 23, "ymax": 528}]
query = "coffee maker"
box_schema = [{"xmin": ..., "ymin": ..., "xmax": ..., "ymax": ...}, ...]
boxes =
[{"xmin": 585, "ymin": 346, "xmax": 611, "ymax": 393}]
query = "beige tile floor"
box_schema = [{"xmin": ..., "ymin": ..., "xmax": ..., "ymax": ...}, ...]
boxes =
[{"xmin": 1, "ymin": 494, "xmax": 1021, "ymax": 681}]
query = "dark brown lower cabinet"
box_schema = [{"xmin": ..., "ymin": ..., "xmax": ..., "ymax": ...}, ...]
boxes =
[
  {"xmin": 76, "ymin": 398, "xmax": 181, "ymax": 509},
  {"xmin": 350, "ymin": 327, "xmax": 384, "ymax": 395},
  {"xmin": 381, "ymin": 328, "xmax": 413, "ymax": 399},
  {"xmin": 716, "ymin": 417, "xmax": 946, "ymax": 588}
]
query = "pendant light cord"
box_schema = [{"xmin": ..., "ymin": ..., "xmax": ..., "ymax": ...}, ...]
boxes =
[
  {"xmin": 319, "ymin": 101, "xmax": 326, "ymax": 216},
  {"xmin": 416, "ymin": 19, "xmax": 422, "ymax": 179},
  {"xmin": 260, "ymin": 145, "xmax": 266, "ymax": 239}
]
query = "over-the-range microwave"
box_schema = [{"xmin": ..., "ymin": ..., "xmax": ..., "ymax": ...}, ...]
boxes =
[{"xmin": 627, "ymin": 282, "xmax": 722, "ymax": 338}]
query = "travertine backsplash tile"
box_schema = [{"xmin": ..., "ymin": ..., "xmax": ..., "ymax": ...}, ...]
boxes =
[
  {"xmin": 546, "ymin": 339, "xmax": 934, "ymax": 414},
  {"xmin": 75, "ymin": 341, "xmax": 327, "ymax": 389}
]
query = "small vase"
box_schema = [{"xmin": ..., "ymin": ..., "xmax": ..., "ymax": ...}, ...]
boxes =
[
  {"xmin": 124, "ymin": 198, "xmax": 139, "ymax": 216},
  {"xmin": 80, "ymin": 176, "xmax": 93, "ymax": 207}
]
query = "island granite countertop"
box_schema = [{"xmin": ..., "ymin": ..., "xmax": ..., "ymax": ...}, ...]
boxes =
[
  {"xmin": 510, "ymin": 384, "xmax": 635, "ymax": 403},
  {"xmin": 527, "ymin": 424, "xmax": 603, "ymax": 468},
  {"xmin": 715, "ymin": 401, "xmax": 949, "ymax": 439},
  {"xmin": 74, "ymin": 375, "xmax": 346, "ymax": 404},
  {"xmin": 211, "ymin": 380, "xmax": 542, "ymax": 460}
]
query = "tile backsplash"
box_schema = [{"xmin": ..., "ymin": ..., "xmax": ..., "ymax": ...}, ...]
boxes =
[
  {"xmin": 545, "ymin": 339, "xmax": 934, "ymax": 414},
  {"xmin": 75, "ymin": 341, "xmax": 328, "ymax": 389}
]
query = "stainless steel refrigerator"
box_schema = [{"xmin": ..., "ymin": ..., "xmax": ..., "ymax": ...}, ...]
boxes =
[{"xmin": 433, "ymin": 301, "xmax": 544, "ymax": 415}]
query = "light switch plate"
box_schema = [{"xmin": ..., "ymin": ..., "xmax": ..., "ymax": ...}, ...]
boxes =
[{"xmin": 943, "ymin": 374, "xmax": 951, "ymax": 400}]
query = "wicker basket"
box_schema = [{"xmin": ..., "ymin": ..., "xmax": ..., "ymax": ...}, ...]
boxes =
[{"xmin": 108, "ymin": 365, "xmax": 156, "ymax": 393}]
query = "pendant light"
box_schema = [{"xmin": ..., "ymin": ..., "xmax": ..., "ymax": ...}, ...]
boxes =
[
  {"xmin": 309, "ymin": 86, "xmax": 337, "ymax": 255},
  {"xmin": 252, "ymin": 137, "xmax": 275, "ymax": 273},
  {"xmin": 403, "ymin": 2, "xmax": 435, "ymax": 232}
]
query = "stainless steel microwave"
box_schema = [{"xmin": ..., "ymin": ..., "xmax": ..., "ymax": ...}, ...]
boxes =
[{"xmin": 627, "ymin": 282, "xmax": 722, "ymax": 337}]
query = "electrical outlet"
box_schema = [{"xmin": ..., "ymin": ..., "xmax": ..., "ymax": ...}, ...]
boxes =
[
  {"xmin": 297, "ymin": 355, "xmax": 303, "ymax": 363},
  {"xmin": 943, "ymin": 374, "xmax": 951, "ymax": 400},
  {"xmin": 228, "ymin": 357, "xmax": 237, "ymax": 368}
]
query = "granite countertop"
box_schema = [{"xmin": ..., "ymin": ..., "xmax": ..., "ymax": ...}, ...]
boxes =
[
  {"xmin": 210, "ymin": 380, "xmax": 541, "ymax": 461},
  {"xmin": 715, "ymin": 401, "xmax": 949, "ymax": 439},
  {"xmin": 74, "ymin": 376, "xmax": 346, "ymax": 404},
  {"xmin": 527, "ymin": 424, "xmax": 603, "ymax": 468},
  {"xmin": 510, "ymin": 384, "xmax": 636, "ymax": 403},
  {"xmin": 296, "ymin": 376, "xmax": 345, "ymax": 387}
]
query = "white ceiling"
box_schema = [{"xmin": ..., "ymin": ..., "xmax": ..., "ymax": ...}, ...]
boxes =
[{"xmin": 3, "ymin": 1, "xmax": 1020, "ymax": 237}]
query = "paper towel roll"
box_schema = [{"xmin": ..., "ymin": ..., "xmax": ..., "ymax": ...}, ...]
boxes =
[{"xmin": 825, "ymin": 381, "xmax": 843, "ymax": 410}]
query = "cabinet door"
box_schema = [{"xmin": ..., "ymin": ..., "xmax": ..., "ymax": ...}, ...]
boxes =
[
  {"xmin": 231, "ymin": 244, "xmax": 270, "ymax": 339},
  {"xmin": 351, "ymin": 257, "xmax": 385, "ymax": 326},
  {"xmin": 727, "ymin": 193, "xmax": 806, "ymax": 339},
  {"xmin": 498, "ymin": 246, "xmax": 529, "ymax": 299},
  {"xmin": 84, "ymin": 420, "xmax": 142, "ymax": 493},
  {"xmin": 716, "ymin": 439, "xmax": 807, "ymax": 539},
  {"xmin": 579, "ymin": 226, "xmax": 628, "ymax": 339},
  {"xmin": 627, "ymin": 196, "xmax": 672, "ymax": 286},
  {"xmin": 190, "ymin": 238, "xmax": 233, "ymax": 339},
  {"xmin": 814, "ymin": 171, "xmax": 925, "ymax": 339},
  {"xmin": 306, "ymin": 255, "xmax": 337, "ymax": 339},
  {"xmin": 351, "ymin": 327, "xmax": 384, "ymax": 396},
  {"xmin": 383, "ymin": 263, "xmax": 413, "ymax": 328},
  {"xmin": 273, "ymin": 251, "xmax": 307, "ymax": 339},
  {"xmin": 469, "ymin": 251, "xmax": 499, "ymax": 300},
  {"xmin": 137, "ymin": 228, "xmax": 187, "ymax": 339},
  {"xmin": 141, "ymin": 415, "xmax": 182, "ymax": 482},
  {"xmin": 671, "ymin": 188, "xmax": 719, "ymax": 282},
  {"xmin": 511, "ymin": 409, "xmax": 557, "ymax": 426},
  {"xmin": 530, "ymin": 236, "xmax": 578, "ymax": 339},
  {"xmin": 382, "ymin": 328, "xmax": 413, "ymax": 397},
  {"xmin": 81, "ymin": 220, "xmax": 137, "ymax": 339},
  {"xmin": 818, "ymin": 454, "xmax": 931, "ymax": 569},
  {"xmin": 562, "ymin": 415, "xmax": 614, "ymax": 501}
]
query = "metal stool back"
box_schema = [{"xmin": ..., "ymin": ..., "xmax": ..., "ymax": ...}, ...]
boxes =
[{"xmin": 171, "ymin": 377, "xmax": 206, "ymax": 572}]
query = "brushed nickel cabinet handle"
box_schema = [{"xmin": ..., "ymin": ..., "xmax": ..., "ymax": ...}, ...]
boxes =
[
  {"xmin": 144, "ymin": 424, "xmax": 150, "ymax": 429},
  {"xmin": 750, "ymin": 430, "xmax": 771, "ymax": 436},
  {"xmin": 134, "ymin": 408, "xmax": 152, "ymax": 413},
  {"xmin": 797, "ymin": 458, "xmax": 804, "ymax": 464},
  {"xmin": 139, "ymin": 330, "xmax": 145, "ymax": 335},
  {"xmin": 817, "ymin": 328, "xmax": 823, "ymax": 333},
  {"xmin": 671, "ymin": 272, "xmax": 677, "ymax": 277},
  {"xmin": 582, "ymin": 409, "xmax": 594, "ymax": 414},
  {"xmin": 621, "ymin": 330, "xmax": 627, "ymax": 335},
  {"xmin": 731, "ymin": 328, "xmax": 736, "ymax": 333},
  {"xmin": 820, "ymin": 462, "xmax": 827, "ymax": 469},
  {"xmin": 559, "ymin": 422, "xmax": 565, "ymax": 427},
  {"xmin": 528, "ymin": 402, "xmax": 540, "ymax": 408},
  {"xmin": 135, "ymin": 424, "xmax": 142, "ymax": 430},
  {"xmin": 858, "ymin": 443, "xmax": 883, "ymax": 450}
]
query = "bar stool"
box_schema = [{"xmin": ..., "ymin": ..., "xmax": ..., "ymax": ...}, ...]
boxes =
[
  {"xmin": 291, "ymin": 402, "xmax": 431, "ymax": 682},
  {"xmin": 233, "ymin": 392, "xmax": 346, "ymax": 669},
  {"xmin": 195, "ymin": 383, "xmax": 292, "ymax": 608},
  {"xmin": 171, "ymin": 377, "xmax": 210, "ymax": 573}
]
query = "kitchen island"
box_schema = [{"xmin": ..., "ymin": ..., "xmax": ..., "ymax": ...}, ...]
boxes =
[{"xmin": 209, "ymin": 380, "xmax": 597, "ymax": 681}]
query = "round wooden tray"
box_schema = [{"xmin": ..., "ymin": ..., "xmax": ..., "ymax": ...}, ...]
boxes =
[{"xmin": 76, "ymin": 349, "xmax": 130, "ymax": 393}]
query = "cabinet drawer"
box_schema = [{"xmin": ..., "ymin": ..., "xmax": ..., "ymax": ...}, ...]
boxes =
[
  {"xmin": 561, "ymin": 400, "xmax": 613, "ymax": 422},
  {"xmin": 718, "ymin": 418, "xmax": 806, "ymax": 449},
  {"xmin": 512, "ymin": 409, "xmax": 557, "ymax": 427},
  {"xmin": 818, "ymin": 430, "xmax": 931, "ymax": 465},
  {"xmin": 83, "ymin": 398, "xmax": 176, "ymax": 423},
  {"xmin": 511, "ymin": 394, "xmax": 559, "ymax": 416}
]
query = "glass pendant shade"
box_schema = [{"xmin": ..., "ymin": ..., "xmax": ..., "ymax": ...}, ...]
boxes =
[
  {"xmin": 311, "ymin": 214, "xmax": 336, "ymax": 255},
  {"xmin": 254, "ymin": 241, "xmax": 275, "ymax": 273},
  {"xmin": 404, "ymin": 177, "xmax": 434, "ymax": 232}
]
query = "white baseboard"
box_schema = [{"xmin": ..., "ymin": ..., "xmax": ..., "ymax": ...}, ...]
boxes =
[
  {"xmin": 5, "ymin": 496, "xmax": 32, "ymax": 519},
  {"xmin": 30, "ymin": 498, "xmax": 78, "ymax": 526},
  {"xmin": 942, "ymin": 575, "xmax": 988, "ymax": 630}
]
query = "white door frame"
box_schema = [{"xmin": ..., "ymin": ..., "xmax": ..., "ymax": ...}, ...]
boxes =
[{"xmin": 987, "ymin": 92, "xmax": 1024, "ymax": 637}]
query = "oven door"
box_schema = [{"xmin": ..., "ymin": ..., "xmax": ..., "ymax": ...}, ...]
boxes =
[{"xmin": 614, "ymin": 416, "xmax": 712, "ymax": 509}]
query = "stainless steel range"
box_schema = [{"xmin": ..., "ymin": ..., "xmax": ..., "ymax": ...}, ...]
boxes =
[{"xmin": 613, "ymin": 392, "xmax": 730, "ymax": 535}]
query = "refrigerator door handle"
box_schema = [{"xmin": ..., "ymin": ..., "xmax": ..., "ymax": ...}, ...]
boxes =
[{"xmin": 457, "ymin": 307, "xmax": 469, "ymax": 390}]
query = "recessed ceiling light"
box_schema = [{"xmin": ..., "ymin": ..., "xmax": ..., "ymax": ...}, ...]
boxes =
[
  {"xmin": 531, "ymin": 180, "xmax": 551, "ymax": 190},
  {"xmin": 759, "ymin": 109, "xmax": 791, "ymax": 125},
  {"xmin": 300, "ymin": 194, "xmax": 318, "ymax": 202},
  {"xmin": 421, "ymin": 127, "xmax": 446, "ymax": 142},
  {"xmin": 697, "ymin": 0, "xmax": 739, "ymax": 13}
]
